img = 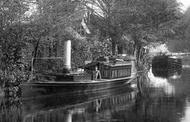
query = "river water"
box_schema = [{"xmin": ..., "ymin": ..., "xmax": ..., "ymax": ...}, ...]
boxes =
[{"xmin": 1, "ymin": 56, "xmax": 190, "ymax": 122}]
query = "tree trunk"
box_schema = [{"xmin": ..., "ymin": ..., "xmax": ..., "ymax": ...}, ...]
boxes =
[
  {"xmin": 112, "ymin": 41, "xmax": 117, "ymax": 55},
  {"xmin": 32, "ymin": 38, "xmax": 41, "ymax": 66},
  {"xmin": 111, "ymin": 36, "xmax": 118, "ymax": 56},
  {"xmin": 133, "ymin": 41, "xmax": 142, "ymax": 70}
]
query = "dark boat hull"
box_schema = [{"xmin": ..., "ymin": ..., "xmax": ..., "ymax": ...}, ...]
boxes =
[
  {"xmin": 152, "ymin": 55, "xmax": 182, "ymax": 78},
  {"xmin": 21, "ymin": 77, "xmax": 136, "ymax": 100},
  {"xmin": 152, "ymin": 55, "xmax": 182, "ymax": 69}
]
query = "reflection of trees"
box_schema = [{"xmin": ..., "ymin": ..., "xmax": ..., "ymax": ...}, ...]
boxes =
[
  {"xmin": 129, "ymin": 73, "xmax": 186, "ymax": 122},
  {"xmin": 0, "ymin": 84, "xmax": 22, "ymax": 121},
  {"xmin": 22, "ymin": 87, "xmax": 137, "ymax": 122},
  {"xmin": 0, "ymin": 98, "xmax": 22, "ymax": 122},
  {"xmin": 137, "ymin": 72, "xmax": 152, "ymax": 97},
  {"xmin": 169, "ymin": 68, "xmax": 190, "ymax": 97},
  {"xmin": 131, "ymin": 96, "xmax": 186, "ymax": 122}
]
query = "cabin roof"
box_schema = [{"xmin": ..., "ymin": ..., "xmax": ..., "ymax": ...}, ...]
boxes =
[{"xmin": 83, "ymin": 60, "xmax": 131, "ymax": 69}]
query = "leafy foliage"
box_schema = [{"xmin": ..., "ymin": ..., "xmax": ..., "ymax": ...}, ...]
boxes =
[
  {"xmin": 83, "ymin": 0, "xmax": 181, "ymax": 67},
  {"xmin": 168, "ymin": 7, "xmax": 190, "ymax": 52},
  {"xmin": 72, "ymin": 37, "xmax": 111, "ymax": 68},
  {"xmin": 0, "ymin": 0, "xmax": 29, "ymax": 87}
]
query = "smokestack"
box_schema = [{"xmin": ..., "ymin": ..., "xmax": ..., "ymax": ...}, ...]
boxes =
[{"xmin": 64, "ymin": 40, "xmax": 71, "ymax": 70}]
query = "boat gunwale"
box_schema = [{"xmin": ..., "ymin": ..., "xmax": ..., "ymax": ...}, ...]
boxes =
[{"xmin": 21, "ymin": 76, "xmax": 136, "ymax": 86}]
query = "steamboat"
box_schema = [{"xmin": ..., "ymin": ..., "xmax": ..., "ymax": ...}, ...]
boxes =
[{"xmin": 21, "ymin": 40, "xmax": 136, "ymax": 99}]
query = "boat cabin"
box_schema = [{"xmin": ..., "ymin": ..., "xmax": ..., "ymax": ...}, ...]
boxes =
[{"xmin": 84, "ymin": 57, "xmax": 132, "ymax": 80}]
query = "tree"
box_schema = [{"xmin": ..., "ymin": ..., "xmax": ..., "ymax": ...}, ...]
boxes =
[
  {"xmin": 83, "ymin": 0, "xmax": 123, "ymax": 55},
  {"xmin": 168, "ymin": 7, "xmax": 190, "ymax": 52},
  {"xmin": 83, "ymin": 0, "xmax": 181, "ymax": 68},
  {"xmin": 124, "ymin": 0, "xmax": 181, "ymax": 66},
  {"xmin": 22, "ymin": 0, "xmax": 89, "ymax": 68},
  {"xmin": 0, "ymin": 0, "xmax": 29, "ymax": 87}
]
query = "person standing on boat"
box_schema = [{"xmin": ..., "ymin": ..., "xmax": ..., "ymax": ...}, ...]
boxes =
[{"xmin": 94, "ymin": 66, "xmax": 101, "ymax": 80}]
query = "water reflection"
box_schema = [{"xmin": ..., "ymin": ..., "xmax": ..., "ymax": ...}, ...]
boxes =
[
  {"xmin": 181, "ymin": 99, "xmax": 190, "ymax": 122},
  {"xmin": 0, "ymin": 98, "xmax": 22, "ymax": 122},
  {"xmin": 134, "ymin": 71, "xmax": 186, "ymax": 122},
  {"xmin": 22, "ymin": 90, "xmax": 137, "ymax": 122},
  {"xmin": 2, "ymin": 57, "xmax": 190, "ymax": 122},
  {"xmin": 148, "ymin": 68, "xmax": 175, "ymax": 95}
]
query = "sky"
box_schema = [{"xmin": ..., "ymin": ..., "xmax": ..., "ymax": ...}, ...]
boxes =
[{"xmin": 178, "ymin": 0, "xmax": 190, "ymax": 11}]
